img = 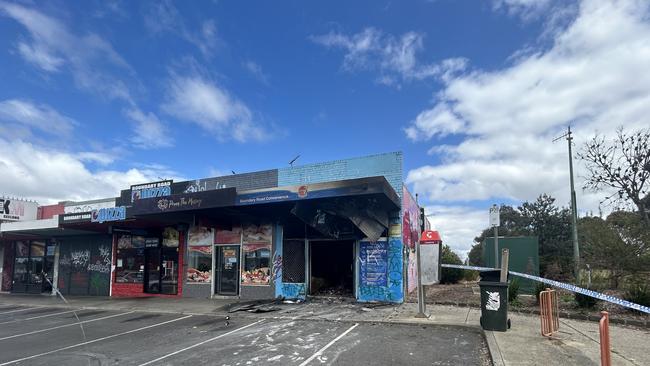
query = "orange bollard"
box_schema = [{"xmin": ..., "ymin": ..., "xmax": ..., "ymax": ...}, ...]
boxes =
[
  {"xmin": 539, "ymin": 288, "xmax": 559, "ymax": 337},
  {"xmin": 599, "ymin": 311, "xmax": 611, "ymax": 366}
]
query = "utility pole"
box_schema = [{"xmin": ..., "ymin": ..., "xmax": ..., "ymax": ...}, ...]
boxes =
[{"xmin": 554, "ymin": 126, "xmax": 581, "ymax": 283}]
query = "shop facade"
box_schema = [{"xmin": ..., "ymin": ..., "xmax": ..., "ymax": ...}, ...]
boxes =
[{"xmin": 1, "ymin": 152, "xmax": 429, "ymax": 303}]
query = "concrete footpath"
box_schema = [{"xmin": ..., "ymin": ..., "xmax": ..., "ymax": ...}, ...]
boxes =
[{"xmin": 1, "ymin": 294, "xmax": 648, "ymax": 365}]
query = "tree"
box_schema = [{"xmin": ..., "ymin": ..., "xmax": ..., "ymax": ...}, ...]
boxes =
[
  {"xmin": 580, "ymin": 212, "xmax": 649, "ymax": 288},
  {"xmin": 467, "ymin": 242, "xmax": 483, "ymax": 267},
  {"xmin": 519, "ymin": 194, "xmax": 573, "ymax": 278},
  {"xmin": 580, "ymin": 128, "xmax": 650, "ymax": 224},
  {"xmin": 471, "ymin": 195, "xmax": 573, "ymax": 279}
]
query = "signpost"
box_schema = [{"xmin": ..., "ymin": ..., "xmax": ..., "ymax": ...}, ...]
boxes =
[{"xmin": 489, "ymin": 204, "xmax": 500, "ymax": 269}]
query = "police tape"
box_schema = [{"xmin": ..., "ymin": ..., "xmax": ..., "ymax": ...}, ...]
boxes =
[{"xmin": 441, "ymin": 263, "xmax": 650, "ymax": 314}]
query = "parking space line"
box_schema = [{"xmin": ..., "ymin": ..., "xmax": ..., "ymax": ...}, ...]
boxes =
[
  {"xmin": 0, "ymin": 309, "xmax": 80, "ymax": 325},
  {"xmin": 0, "ymin": 311, "xmax": 135, "ymax": 341},
  {"xmin": 137, "ymin": 319, "xmax": 265, "ymax": 366},
  {"xmin": 0, "ymin": 314, "xmax": 193, "ymax": 366},
  {"xmin": 0, "ymin": 307, "xmax": 39, "ymax": 315},
  {"xmin": 298, "ymin": 323, "xmax": 359, "ymax": 366}
]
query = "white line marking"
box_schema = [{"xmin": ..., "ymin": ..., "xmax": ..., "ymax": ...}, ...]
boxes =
[
  {"xmin": 0, "ymin": 309, "xmax": 80, "ymax": 325},
  {"xmin": 0, "ymin": 311, "xmax": 135, "ymax": 341},
  {"xmin": 0, "ymin": 315, "xmax": 193, "ymax": 366},
  {"xmin": 0, "ymin": 307, "xmax": 39, "ymax": 315},
  {"xmin": 138, "ymin": 320, "xmax": 264, "ymax": 366},
  {"xmin": 298, "ymin": 323, "xmax": 359, "ymax": 366}
]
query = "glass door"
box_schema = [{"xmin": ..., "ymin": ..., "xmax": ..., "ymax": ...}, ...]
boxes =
[
  {"xmin": 144, "ymin": 246, "xmax": 161, "ymax": 293},
  {"xmin": 160, "ymin": 247, "xmax": 178, "ymax": 295},
  {"xmin": 216, "ymin": 245, "xmax": 240, "ymax": 296}
]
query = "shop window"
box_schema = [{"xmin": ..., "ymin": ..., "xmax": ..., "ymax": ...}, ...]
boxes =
[
  {"xmin": 115, "ymin": 235, "xmax": 145, "ymax": 283},
  {"xmin": 241, "ymin": 223, "xmax": 272, "ymax": 286},
  {"xmin": 186, "ymin": 226, "xmax": 214, "ymax": 283}
]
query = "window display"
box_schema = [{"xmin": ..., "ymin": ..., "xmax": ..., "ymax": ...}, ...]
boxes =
[
  {"xmin": 241, "ymin": 223, "xmax": 272, "ymax": 286},
  {"xmin": 187, "ymin": 246, "xmax": 211, "ymax": 283},
  {"xmin": 115, "ymin": 235, "xmax": 144, "ymax": 283}
]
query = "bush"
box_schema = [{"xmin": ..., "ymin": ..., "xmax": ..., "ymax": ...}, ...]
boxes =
[
  {"xmin": 624, "ymin": 282, "xmax": 650, "ymax": 309},
  {"xmin": 462, "ymin": 269, "xmax": 479, "ymax": 282},
  {"xmin": 575, "ymin": 292, "xmax": 598, "ymax": 308},
  {"xmin": 508, "ymin": 278, "xmax": 520, "ymax": 303},
  {"xmin": 440, "ymin": 245, "xmax": 463, "ymax": 284},
  {"xmin": 534, "ymin": 282, "xmax": 548, "ymax": 304}
]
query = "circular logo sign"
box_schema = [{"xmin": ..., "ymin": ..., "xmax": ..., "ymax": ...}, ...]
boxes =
[{"xmin": 298, "ymin": 185, "xmax": 308, "ymax": 198}]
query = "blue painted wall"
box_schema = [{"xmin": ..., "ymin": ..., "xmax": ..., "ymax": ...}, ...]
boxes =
[
  {"xmin": 278, "ymin": 151, "xmax": 403, "ymax": 198},
  {"xmin": 274, "ymin": 152, "xmax": 406, "ymax": 302}
]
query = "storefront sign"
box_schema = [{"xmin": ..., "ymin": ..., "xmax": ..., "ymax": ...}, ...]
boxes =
[
  {"xmin": 360, "ymin": 240, "xmax": 388, "ymax": 287},
  {"xmin": 128, "ymin": 188, "xmax": 236, "ymax": 215},
  {"xmin": 91, "ymin": 206, "xmax": 126, "ymax": 223},
  {"xmin": 64, "ymin": 199, "xmax": 115, "ymax": 214},
  {"xmin": 0, "ymin": 198, "xmax": 38, "ymax": 221},
  {"xmin": 131, "ymin": 180, "xmax": 172, "ymax": 202},
  {"xmin": 60, "ymin": 212, "xmax": 93, "ymax": 224}
]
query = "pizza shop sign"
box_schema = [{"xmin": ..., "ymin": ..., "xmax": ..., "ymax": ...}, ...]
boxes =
[
  {"xmin": 131, "ymin": 180, "xmax": 172, "ymax": 202},
  {"xmin": 91, "ymin": 206, "xmax": 126, "ymax": 223}
]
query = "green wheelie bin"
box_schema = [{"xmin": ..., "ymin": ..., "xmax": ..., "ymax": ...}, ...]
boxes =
[{"xmin": 479, "ymin": 270, "xmax": 511, "ymax": 331}]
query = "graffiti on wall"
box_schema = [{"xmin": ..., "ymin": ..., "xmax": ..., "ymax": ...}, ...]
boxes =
[
  {"xmin": 282, "ymin": 283, "xmax": 306, "ymax": 299},
  {"xmin": 88, "ymin": 245, "xmax": 111, "ymax": 273},
  {"xmin": 58, "ymin": 239, "xmax": 111, "ymax": 296},
  {"xmin": 70, "ymin": 250, "xmax": 90, "ymax": 269},
  {"xmin": 358, "ymin": 237, "xmax": 403, "ymax": 303},
  {"xmin": 272, "ymin": 254, "xmax": 282, "ymax": 281},
  {"xmin": 402, "ymin": 185, "xmax": 420, "ymax": 294}
]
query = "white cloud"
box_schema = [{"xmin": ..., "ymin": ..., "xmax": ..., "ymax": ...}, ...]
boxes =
[
  {"xmin": 406, "ymin": 0, "xmax": 650, "ymax": 256},
  {"xmin": 144, "ymin": 1, "xmax": 218, "ymax": 57},
  {"xmin": 0, "ymin": 138, "xmax": 176, "ymax": 204},
  {"xmin": 125, "ymin": 108, "xmax": 174, "ymax": 149},
  {"xmin": 162, "ymin": 74, "xmax": 268, "ymax": 142},
  {"xmin": 0, "ymin": 99, "xmax": 75, "ymax": 136},
  {"xmin": 310, "ymin": 27, "xmax": 467, "ymax": 86},
  {"xmin": 243, "ymin": 60, "xmax": 269, "ymax": 85},
  {"xmin": 424, "ymin": 205, "xmax": 487, "ymax": 260},
  {"xmin": 0, "ymin": 1, "xmax": 135, "ymax": 103}
]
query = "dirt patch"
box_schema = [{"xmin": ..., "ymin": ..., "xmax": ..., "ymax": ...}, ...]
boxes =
[{"xmin": 408, "ymin": 282, "xmax": 649, "ymax": 327}]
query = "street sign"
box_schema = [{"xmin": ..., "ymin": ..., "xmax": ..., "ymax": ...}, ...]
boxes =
[{"xmin": 489, "ymin": 204, "xmax": 500, "ymax": 227}]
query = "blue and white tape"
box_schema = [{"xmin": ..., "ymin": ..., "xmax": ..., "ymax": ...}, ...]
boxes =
[{"xmin": 441, "ymin": 264, "xmax": 650, "ymax": 314}]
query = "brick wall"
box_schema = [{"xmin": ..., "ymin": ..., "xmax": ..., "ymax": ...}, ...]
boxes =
[{"xmin": 278, "ymin": 151, "xmax": 403, "ymax": 199}]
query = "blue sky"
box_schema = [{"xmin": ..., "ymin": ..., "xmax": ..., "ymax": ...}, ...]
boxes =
[{"xmin": 1, "ymin": 0, "xmax": 649, "ymax": 257}]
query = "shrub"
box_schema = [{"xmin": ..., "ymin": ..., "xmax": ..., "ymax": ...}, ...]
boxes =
[
  {"xmin": 624, "ymin": 282, "xmax": 650, "ymax": 309},
  {"xmin": 462, "ymin": 269, "xmax": 479, "ymax": 282},
  {"xmin": 440, "ymin": 245, "xmax": 463, "ymax": 284},
  {"xmin": 508, "ymin": 278, "xmax": 520, "ymax": 303},
  {"xmin": 534, "ymin": 282, "xmax": 548, "ymax": 304}
]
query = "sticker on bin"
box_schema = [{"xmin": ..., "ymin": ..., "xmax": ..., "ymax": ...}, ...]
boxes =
[{"xmin": 486, "ymin": 291, "xmax": 500, "ymax": 311}]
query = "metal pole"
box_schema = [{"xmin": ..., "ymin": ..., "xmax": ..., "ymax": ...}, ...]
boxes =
[
  {"xmin": 415, "ymin": 196, "xmax": 428, "ymax": 318},
  {"xmin": 494, "ymin": 226, "xmax": 499, "ymax": 269},
  {"xmin": 500, "ymin": 248, "xmax": 509, "ymax": 283},
  {"xmin": 567, "ymin": 126, "xmax": 581, "ymax": 283}
]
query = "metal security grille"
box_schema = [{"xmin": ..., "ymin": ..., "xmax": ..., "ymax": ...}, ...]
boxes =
[{"xmin": 282, "ymin": 240, "xmax": 305, "ymax": 283}]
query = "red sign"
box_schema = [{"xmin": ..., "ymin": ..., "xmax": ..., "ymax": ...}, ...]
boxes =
[{"xmin": 420, "ymin": 230, "xmax": 441, "ymax": 244}]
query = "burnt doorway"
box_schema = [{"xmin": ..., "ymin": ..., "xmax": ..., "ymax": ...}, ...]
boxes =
[{"xmin": 309, "ymin": 240, "xmax": 354, "ymax": 296}]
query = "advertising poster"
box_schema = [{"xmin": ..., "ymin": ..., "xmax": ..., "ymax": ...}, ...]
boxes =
[
  {"xmin": 188, "ymin": 226, "xmax": 214, "ymax": 246},
  {"xmin": 187, "ymin": 246, "xmax": 212, "ymax": 283},
  {"xmin": 215, "ymin": 227, "xmax": 242, "ymax": 244},
  {"xmin": 241, "ymin": 223, "xmax": 272, "ymax": 285},
  {"xmin": 360, "ymin": 240, "xmax": 388, "ymax": 287},
  {"xmin": 402, "ymin": 185, "xmax": 420, "ymax": 294},
  {"xmin": 162, "ymin": 227, "xmax": 179, "ymax": 247}
]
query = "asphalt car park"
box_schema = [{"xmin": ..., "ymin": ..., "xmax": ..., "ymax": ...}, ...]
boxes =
[{"xmin": 0, "ymin": 303, "xmax": 489, "ymax": 365}]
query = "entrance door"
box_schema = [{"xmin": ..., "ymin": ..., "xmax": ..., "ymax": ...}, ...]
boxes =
[
  {"xmin": 160, "ymin": 247, "xmax": 178, "ymax": 295},
  {"xmin": 215, "ymin": 245, "xmax": 239, "ymax": 296},
  {"xmin": 309, "ymin": 240, "xmax": 354, "ymax": 296},
  {"xmin": 144, "ymin": 246, "xmax": 161, "ymax": 293}
]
